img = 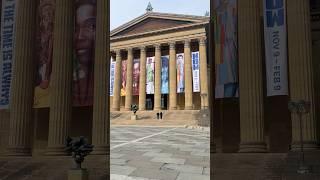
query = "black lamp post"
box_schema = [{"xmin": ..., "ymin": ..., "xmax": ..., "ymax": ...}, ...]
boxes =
[{"xmin": 288, "ymin": 100, "xmax": 311, "ymax": 174}]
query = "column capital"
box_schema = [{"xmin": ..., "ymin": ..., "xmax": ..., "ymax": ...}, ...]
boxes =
[
  {"xmin": 154, "ymin": 44, "xmax": 161, "ymax": 51},
  {"xmin": 169, "ymin": 41, "xmax": 176, "ymax": 50},
  {"xmin": 140, "ymin": 46, "xmax": 146, "ymax": 52},
  {"xmin": 127, "ymin": 47, "xmax": 133, "ymax": 53},
  {"xmin": 199, "ymin": 37, "xmax": 207, "ymax": 45},
  {"xmin": 184, "ymin": 39, "xmax": 191, "ymax": 48},
  {"xmin": 115, "ymin": 49, "xmax": 121, "ymax": 58}
]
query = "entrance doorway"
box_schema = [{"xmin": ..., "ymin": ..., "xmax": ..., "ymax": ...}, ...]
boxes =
[
  {"xmin": 146, "ymin": 94, "xmax": 154, "ymax": 110},
  {"xmin": 161, "ymin": 94, "xmax": 168, "ymax": 110}
]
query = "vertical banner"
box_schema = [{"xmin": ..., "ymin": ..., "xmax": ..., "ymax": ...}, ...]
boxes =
[
  {"xmin": 192, "ymin": 51, "xmax": 200, "ymax": 92},
  {"xmin": 73, "ymin": 0, "xmax": 97, "ymax": 106},
  {"xmin": 132, "ymin": 59, "xmax": 140, "ymax": 95},
  {"xmin": 0, "ymin": 0, "xmax": 16, "ymax": 109},
  {"xmin": 214, "ymin": 0, "xmax": 239, "ymax": 98},
  {"xmin": 121, "ymin": 60, "xmax": 127, "ymax": 96},
  {"xmin": 176, "ymin": 53, "xmax": 185, "ymax": 93},
  {"xmin": 109, "ymin": 59, "xmax": 115, "ymax": 96},
  {"xmin": 146, "ymin": 57, "xmax": 155, "ymax": 94},
  {"xmin": 34, "ymin": 0, "xmax": 55, "ymax": 108},
  {"xmin": 263, "ymin": 0, "xmax": 288, "ymax": 96},
  {"xmin": 161, "ymin": 55, "xmax": 169, "ymax": 94}
]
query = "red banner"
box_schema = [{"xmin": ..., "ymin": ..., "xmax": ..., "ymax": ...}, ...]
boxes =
[{"xmin": 73, "ymin": 0, "xmax": 97, "ymax": 106}]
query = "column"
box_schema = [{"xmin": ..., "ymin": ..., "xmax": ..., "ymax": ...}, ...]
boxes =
[
  {"xmin": 112, "ymin": 50, "xmax": 122, "ymax": 111},
  {"xmin": 46, "ymin": 0, "xmax": 74, "ymax": 155},
  {"xmin": 92, "ymin": 0, "xmax": 109, "ymax": 155},
  {"xmin": 184, "ymin": 40, "xmax": 193, "ymax": 110},
  {"xmin": 169, "ymin": 42, "xmax": 177, "ymax": 110},
  {"xmin": 125, "ymin": 48, "xmax": 133, "ymax": 111},
  {"xmin": 154, "ymin": 45, "xmax": 161, "ymax": 110},
  {"xmin": 7, "ymin": 0, "xmax": 36, "ymax": 156},
  {"xmin": 199, "ymin": 38, "xmax": 209, "ymax": 109},
  {"xmin": 139, "ymin": 47, "xmax": 147, "ymax": 110},
  {"xmin": 287, "ymin": 0, "xmax": 318, "ymax": 150},
  {"xmin": 238, "ymin": 0, "xmax": 267, "ymax": 152}
]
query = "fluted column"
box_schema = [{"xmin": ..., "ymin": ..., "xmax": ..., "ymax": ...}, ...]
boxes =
[
  {"xmin": 125, "ymin": 48, "xmax": 133, "ymax": 111},
  {"xmin": 92, "ymin": 0, "xmax": 109, "ymax": 155},
  {"xmin": 154, "ymin": 45, "xmax": 162, "ymax": 110},
  {"xmin": 169, "ymin": 42, "xmax": 177, "ymax": 110},
  {"xmin": 238, "ymin": 0, "xmax": 267, "ymax": 152},
  {"xmin": 46, "ymin": 0, "xmax": 73, "ymax": 155},
  {"xmin": 7, "ymin": 0, "xmax": 36, "ymax": 156},
  {"xmin": 112, "ymin": 50, "xmax": 122, "ymax": 111},
  {"xmin": 287, "ymin": 0, "xmax": 318, "ymax": 150},
  {"xmin": 139, "ymin": 47, "xmax": 147, "ymax": 110},
  {"xmin": 199, "ymin": 38, "xmax": 209, "ymax": 109},
  {"xmin": 184, "ymin": 40, "xmax": 193, "ymax": 110}
]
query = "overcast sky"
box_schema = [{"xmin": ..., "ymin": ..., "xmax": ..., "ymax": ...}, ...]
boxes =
[{"xmin": 110, "ymin": 0, "xmax": 210, "ymax": 30}]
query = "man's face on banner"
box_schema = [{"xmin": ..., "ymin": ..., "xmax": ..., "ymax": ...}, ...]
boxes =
[
  {"xmin": 133, "ymin": 62, "xmax": 139, "ymax": 81},
  {"xmin": 75, "ymin": 2, "xmax": 96, "ymax": 65}
]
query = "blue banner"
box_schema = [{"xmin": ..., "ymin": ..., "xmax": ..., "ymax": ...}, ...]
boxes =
[
  {"xmin": 161, "ymin": 56, "xmax": 169, "ymax": 94},
  {"xmin": 0, "ymin": 0, "xmax": 16, "ymax": 109}
]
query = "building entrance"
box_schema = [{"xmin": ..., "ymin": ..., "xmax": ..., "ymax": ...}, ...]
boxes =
[
  {"xmin": 161, "ymin": 94, "xmax": 168, "ymax": 110},
  {"xmin": 146, "ymin": 94, "xmax": 154, "ymax": 110}
]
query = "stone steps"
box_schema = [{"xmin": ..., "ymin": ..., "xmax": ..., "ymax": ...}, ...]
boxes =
[{"xmin": 110, "ymin": 110, "xmax": 200, "ymax": 126}]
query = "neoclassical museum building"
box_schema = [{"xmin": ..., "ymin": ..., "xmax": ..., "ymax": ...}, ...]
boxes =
[
  {"xmin": 0, "ymin": 0, "xmax": 319, "ymax": 167},
  {"xmin": 109, "ymin": 9, "xmax": 210, "ymax": 111}
]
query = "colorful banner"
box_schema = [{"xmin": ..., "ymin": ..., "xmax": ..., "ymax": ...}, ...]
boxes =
[
  {"xmin": 73, "ymin": 0, "xmax": 97, "ymax": 106},
  {"xmin": 161, "ymin": 56, "xmax": 169, "ymax": 94},
  {"xmin": 34, "ymin": 0, "xmax": 55, "ymax": 108},
  {"xmin": 176, "ymin": 53, "xmax": 185, "ymax": 93},
  {"xmin": 110, "ymin": 59, "xmax": 116, "ymax": 96},
  {"xmin": 133, "ymin": 59, "xmax": 140, "ymax": 95},
  {"xmin": 146, "ymin": 57, "xmax": 155, "ymax": 94},
  {"xmin": 0, "ymin": 0, "xmax": 16, "ymax": 109},
  {"xmin": 263, "ymin": 0, "xmax": 288, "ymax": 96},
  {"xmin": 192, "ymin": 52, "xmax": 200, "ymax": 92},
  {"xmin": 121, "ymin": 60, "xmax": 127, "ymax": 96},
  {"xmin": 214, "ymin": 0, "xmax": 239, "ymax": 98}
]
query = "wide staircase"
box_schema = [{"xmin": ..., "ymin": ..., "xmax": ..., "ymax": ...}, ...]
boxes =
[{"xmin": 110, "ymin": 110, "xmax": 200, "ymax": 126}]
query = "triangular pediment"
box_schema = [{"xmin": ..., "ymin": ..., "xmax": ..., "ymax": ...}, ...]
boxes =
[{"xmin": 111, "ymin": 12, "xmax": 209, "ymax": 38}]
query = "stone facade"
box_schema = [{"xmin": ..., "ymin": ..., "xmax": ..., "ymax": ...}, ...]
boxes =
[{"xmin": 110, "ymin": 12, "xmax": 210, "ymax": 111}]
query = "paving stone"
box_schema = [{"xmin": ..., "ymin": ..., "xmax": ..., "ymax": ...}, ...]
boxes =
[
  {"xmin": 110, "ymin": 165, "xmax": 136, "ymax": 176},
  {"xmin": 111, "ymin": 174, "xmax": 159, "ymax": 180},
  {"xmin": 130, "ymin": 168, "xmax": 178, "ymax": 180},
  {"xmin": 111, "ymin": 153, "xmax": 125, "ymax": 159},
  {"xmin": 190, "ymin": 151, "xmax": 209, "ymax": 157},
  {"xmin": 161, "ymin": 164, "xmax": 203, "ymax": 174},
  {"xmin": 176, "ymin": 172, "xmax": 210, "ymax": 180},
  {"xmin": 142, "ymin": 152, "xmax": 172, "ymax": 158},
  {"xmin": 110, "ymin": 159, "xmax": 128, "ymax": 165},
  {"xmin": 203, "ymin": 167, "xmax": 210, "ymax": 175},
  {"xmin": 150, "ymin": 157, "xmax": 185, "ymax": 165}
]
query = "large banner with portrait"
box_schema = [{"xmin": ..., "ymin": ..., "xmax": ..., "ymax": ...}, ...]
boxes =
[
  {"xmin": 133, "ymin": 59, "xmax": 140, "ymax": 95},
  {"xmin": 176, "ymin": 53, "xmax": 185, "ymax": 93},
  {"xmin": 73, "ymin": 0, "xmax": 97, "ymax": 106},
  {"xmin": 0, "ymin": 0, "xmax": 16, "ymax": 109},
  {"xmin": 121, "ymin": 60, "xmax": 127, "ymax": 96},
  {"xmin": 192, "ymin": 52, "xmax": 200, "ymax": 92},
  {"xmin": 214, "ymin": 0, "xmax": 239, "ymax": 98},
  {"xmin": 109, "ymin": 59, "xmax": 116, "ymax": 96},
  {"xmin": 33, "ymin": 0, "xmax": 55, "ymax": 108},
  {"xmin": 146, "ymin": 57, "xmax": 155, "ymax": 94},
  {"xmin": 263, "ymin": 0, "xmax": 288, "ymax": 96},
  {"xmin": 161, "ymin": 56, "xmax": 169, "ymax": 94}
]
